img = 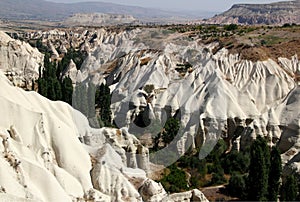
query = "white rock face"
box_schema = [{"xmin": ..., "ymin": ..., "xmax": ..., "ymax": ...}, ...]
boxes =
[
  {"xmin": 0, "ymin": 63, "xmax": 208, "ymax": 202},
  {"xmin": 0, "ymin": 31, "xmax": 43, "ymax": 89},
  {"xmin": 275, "ymin": 86, "xmax": 300, "ymax": 172},
  {"xmin": 62, "ymin": 59, "xmax": 81, "ymax": 85},
  {"xmin": 0, "ymin": 32, "xmax": 209, "ymax": 202},
  {"xmin": 0, "ymin": 71, "xmax": 109, "ymax": 201},
  {"xmin": 71, "ymin": 28, "xmax": 299, "ymax": 171}
]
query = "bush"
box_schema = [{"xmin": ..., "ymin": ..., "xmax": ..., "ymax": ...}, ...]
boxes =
[
  {"xmin": 143, "ymin": 84, "xmax": 155, "ymax": 94},
  {"xmin": 209, "ymin": 172, "xmax": 226, "ymax": 186},
  {"xmin": 227, "ymin": 173, "xmax": 247, "ymax": 199},
  {"xmin": 224, "ymin": 24, "xmax": 238, "ymax": 31},
  {"xmin": 280, "ymin": 175, "xmax": 298, "ymax": 201},
  {"xmin": 159, "ymin": 164, "xmax": 188, "ymax": 193},
  {"xmin": 221, "ymin": 150, "xmax": 250, "ymax": 174}
]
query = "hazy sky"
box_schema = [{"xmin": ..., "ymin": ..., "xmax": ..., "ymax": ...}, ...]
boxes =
[{"xmin": 49, "ymin": 0, "xmax": 290, "ymax": 12}]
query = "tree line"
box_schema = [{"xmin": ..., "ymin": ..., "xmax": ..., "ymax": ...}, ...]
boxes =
[
  {"xmin": 228, "ymin": 136, "xmax": 299, "ymax": 201},
  {"xmin": 155, "ymin": 125, "xmax": 298, "ymax": 201},
  {"xmin": 37, "ymin": 49, "xmax": 112, "ymax": 127}
]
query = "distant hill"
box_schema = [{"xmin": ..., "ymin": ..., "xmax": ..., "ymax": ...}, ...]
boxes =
[
  {"xmin": 205, "ymin": 0, "xmax": 300, "ymax": 25},
  {"xmin": 63, "ymin": 13, "xmax": 138, "ymax": 26},
  {"xmin": 0, "ymin": 0, "xmax": 192, "ymax": 22}
]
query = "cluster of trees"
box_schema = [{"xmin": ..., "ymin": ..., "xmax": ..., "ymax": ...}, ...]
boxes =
[
  {"xmin": 157, "ymin": 133, "xmax": 299, "ymax": 201},
  {"xmin": 152, "ymin": 117, "xmax": 180, "ymax": 151},
  {"xmin": 36, "ymin": 44, "xmax": 86, "ymax": 106},
  {"xmin": 96, "ymin": 83, "xmax": 112, "ymax": 127},
  {"xmin": 37, "ymin": 54, "xmax": 73, "ymax": 105},
  {"xmin": 227, "ymin": 136, "xmax": 282, "ymax": 201},
  {"xmin": 159, "ymin": 164, "xmax": 188, "ymax": 193},
  {"xmin": 227, "ymin": 136, "xmax": 300, "ymax": 201},
  {"xmin": 36, "ymin": 46, "xmax": 112, "ymax": 127}
]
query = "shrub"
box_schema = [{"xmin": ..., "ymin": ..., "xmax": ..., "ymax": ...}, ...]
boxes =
[
  {"xmin": 224, "ymin": 24, "xmax": 238, "ymax": 31},
  {"xmin": 227, "ymin": 173, "xmax": 247, "ymax": 199},
  {"xmin": 160, "ymin": 164, "xmax": 188, "ymax": 193}
]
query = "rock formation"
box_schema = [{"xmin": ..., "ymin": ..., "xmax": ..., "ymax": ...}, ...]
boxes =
[
  {"xmin": 16, "ymin": 27, "xmax": 300, "ymax": 173},
  {"xmin": 205, "ymin": 0, "xmax": 300, "ymax": 25},
  {"xmin": 56, "ymin": 27, "xmax": 299, "ymax": 172},
  {"xmin": 0, "ymin": 31, "xmax": 209, "ymax": 202},
  {"xmin": 0, "ymin": 31, "xmax": 43, "ymax": 89}
]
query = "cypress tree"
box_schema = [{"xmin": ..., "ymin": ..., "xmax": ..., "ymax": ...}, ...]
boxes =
[
  {"xmin": 53, "ymin": 79, "xmax": 62, "ymax": 100},
  {"xmin": 268, "ymin": 147, "xmax": 282, "ymax": 201},
  {"xmin": 97, "ymin": 83, "xmax": 112, "ymax": 127},
  {"xmin": 162, "ymin": 117, "xmax": 180, "ymax": 145},
  {"xmin": 246, "ymin": 136, "xmax": 269, "ymax": 201},
  {"xmin": 281, "ymin": 175, "xmax": 298, "ymax": 201},
  {"xmin": 47, "ymin": 78, "xmax": 56, "ymax": 100},
  {"xmin": 62, "ymin": 76, "xmax": 73, "ymax": 105},
  {"xmin": 37, "ymin": 78, "xmax": 47, "ymax": 97},
  {"xmin": 228, "ymin": 173, "xmax": 247, "ymax": 199}
]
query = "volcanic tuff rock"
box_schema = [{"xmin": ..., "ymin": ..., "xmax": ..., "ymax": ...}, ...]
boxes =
[
  {"xmin": 206, "ymin": 0, "xmax": 300, "ymax": 25},
  {"xmin": 0, "ymin": 31, "xmax": 208, "ymax": 202},
  {"xmin": 48, "ymin": 27, "xmax": 300, "ymax": 171},
  {"xmin": 7, "ymin": 26, "xmax": 300, "ymax": 173},
  {"xmin": 0, "ymin": 31, "xmax": 43, "ymax": 89}
]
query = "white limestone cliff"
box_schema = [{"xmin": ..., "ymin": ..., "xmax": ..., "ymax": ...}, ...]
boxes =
[
  {"xmin": 71, "ymin": 28, "xmax": 299, "ymax": 171},
  {"xmin": 0, "ymin": 66, "xmax": 208, "ymax": 202},
  {"xmin": 0, "ymin": 31, "xmax": 43, "ymax": 89},
  {"xmin": 11, "ymin": 27, "xmax": 299, "ymax": 173},
  {"xmin": 0, "ymin": 31, "xmax": 209, "ymax": 202}
]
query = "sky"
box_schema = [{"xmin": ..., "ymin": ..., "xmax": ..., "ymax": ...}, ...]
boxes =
[{"xmin": 49, "ymin": 0, "xmax": 290, "ymax": 13}]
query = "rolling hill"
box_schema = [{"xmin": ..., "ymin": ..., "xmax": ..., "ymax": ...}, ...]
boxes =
[
  {"xmin": 0, "ymin": 0, "xmax": 189, "ymax": 21},
  {"xmin": 205, "ymin": 0, "xmax": 300, "ymax": 25}
]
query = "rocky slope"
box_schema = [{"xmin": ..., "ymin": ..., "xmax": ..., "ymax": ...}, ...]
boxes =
[
  {"xmin": 0, "ymin": 31, "xmax": 43, "ymax": 89},
  {"xmin": 0, "ymin": 31, "xmax": 209, "ymax": 202},
  {"xmin": 7, "ymin": 25, "xmax": 300, "ymax": 173},
  {"xmin": 1, "ymin": 25, "xmax": 299, "ymax": 199},
  {"xmin": 206, "ymin": 0, "xmax": 300, "ymax": 25},
  {"xmin": 40, "ymin": 27, "xmax": 299, "ymax": 171}
]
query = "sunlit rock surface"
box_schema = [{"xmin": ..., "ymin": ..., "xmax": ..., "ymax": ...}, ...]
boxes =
[{"xmin": 0, "ymin": 31, "xmax": 209, "ymax": 202}]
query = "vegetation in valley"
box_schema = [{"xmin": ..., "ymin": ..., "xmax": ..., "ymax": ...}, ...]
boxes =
[
  {"xmin": 27, "ymin": 23, "xmax": 300, "ymax": 200},
  {"xmin": 36, "ymin": 44, "xmax": 112, "ymax": 127},
  {"xmin": 154, "ymin": 130, "xmax": 295, "ymax": 201}
]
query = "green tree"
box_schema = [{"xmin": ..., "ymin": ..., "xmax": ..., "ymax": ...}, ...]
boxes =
[
  {"xmin": 53, "ymin": 79, "xmax": 62, "ymax": 100},
  {"xmin": 159, "ymin": 164, "xmax": 188, "ymax": 193},
  {"xmin": 224, "ymin": 24, "xmax": 238, "ymax": 31},
  {"xmin": 96, "ymin": 83, "xmax": 112, "ymax": 127},
  {"xmin": 222, "ymin": 150, "xmax": 250, "ymax": 174},
  {"xmin": 227, "ymin": 173, "xmax": 247, "ymax": 199},
  {"xmin": 61, "ymin": 76, "xmax": 73, "ymax": 105},
  {"xmin": 162, "ymin": 117, "xmax": 180, "ymax": 145},
  {"xmin": 246, "ymin": 136, "xmax": 270, "ymax": 201},
  {"xmin": 267, "ymin": 147, "xmax": 282, "ymax": 201},
  {"xmin": 281, "ymin": 175, "xmax": 298, "ymax": 201},
  {"xmin": 38, "ymin": 54, "xmax": 63, "ymax": 101}
]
